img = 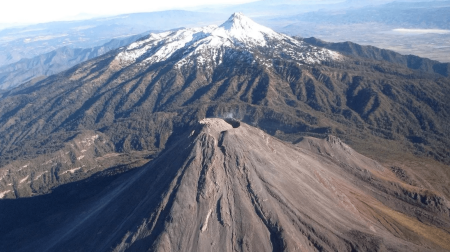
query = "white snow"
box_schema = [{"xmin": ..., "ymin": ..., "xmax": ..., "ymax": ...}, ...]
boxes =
[
  {"xmin": 42, "ymin": 159, "xmax": 53, "ymax": 165},
  {"xmin": 115, "ymin": 13, "xmax": 340, "ymax": 68},
  {"xmin": 77, "ymin": 155, "xmax": 85, "ymax": 160},
  {"xmin": 80, "ymin": 135, "xmax": 99, "ymax": 147},
  {"xmin": 19, "ymin": 176, "xmax": 29, "ymax": 184},
  {"xmin": 34, "ymin": 171, "xmax": 48, "ymax": 181},
  {"xmin": 201, "ymin": 209, "xmax": 213, "ymax": 232},
  {"xmin": 0, "ymin": 190, "xmax": 11, "ymax": 199},
  {"xmin": 214, "ymin": 12, "xmax": 281, "ymax": 46},
  {"xmin": 61, "ymin": 167, "xmax": 82, "ymax": 175}
]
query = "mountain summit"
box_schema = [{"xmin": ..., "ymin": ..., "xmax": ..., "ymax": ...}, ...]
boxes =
[
  {"xmin": 116, "ymin": 13, "xmax": 340, "ymax": 67},
  {"xmin": 217, "ymin": 12, "xmax": 281, "ymax": 44}
]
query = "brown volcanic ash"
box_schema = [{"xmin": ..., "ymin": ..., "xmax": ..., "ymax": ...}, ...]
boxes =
[{"xmin": 5, "ymin": 119, "xmax": 449, "ymax": 252}]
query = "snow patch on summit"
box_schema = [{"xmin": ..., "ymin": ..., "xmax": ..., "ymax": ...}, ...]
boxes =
[
  {"xmin": 0, "ymin": 190, "xmax": 11, "ymax": 199},
  {"xmin": 214, "ymin": 12, "xmax": 282, "ymax": 46},
  {"xmin": 115, "ymin": 13, "xmax": 340, "ymax": 68}
]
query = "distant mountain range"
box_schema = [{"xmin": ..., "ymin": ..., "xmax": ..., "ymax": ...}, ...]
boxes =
[
  {"xmin": 275, "ymin": 0, "xmax": 450, "ymax": 28},
  {"xmin": 273, "ymin": 1, "xmax": 450, "ymax": 63},
  {"xmin": 0, "ymin": 33, "xmax": 145, "ymax": 90},
  {"xmin": 303, "ymin": 37, "xmax": 450, "ymax": 77}
]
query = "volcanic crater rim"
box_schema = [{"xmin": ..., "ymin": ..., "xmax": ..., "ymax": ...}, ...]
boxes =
[{"xmin": 224, "ymin": 118, "xmax": 241, "ymax": 128}]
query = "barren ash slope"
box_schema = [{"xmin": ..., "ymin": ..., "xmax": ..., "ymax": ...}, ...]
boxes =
[
  {"xmin": 2, "ymin": 118, "xmax": 450, "ymax": 252},
  {"xmin": 0, "ymin": 13, "xmax": 450, "ymax": 251}
]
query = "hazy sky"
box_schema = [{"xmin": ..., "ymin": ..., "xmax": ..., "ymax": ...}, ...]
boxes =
[{"xmin": 0, "ymin": 0, "xmax": 258, "ymax": 24}]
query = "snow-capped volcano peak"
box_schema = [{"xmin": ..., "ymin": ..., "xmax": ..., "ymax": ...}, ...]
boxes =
[
  {"xmin": 206, "ymin": 13, "xmax": 282, "ymax": 47},
  {"xmin": 219, "ymin": 12, "xmax": 273, "ymax": 34},
  {"xmin": 220, "ymin": 12, "xmax": 253, "ymax": 29},
  {"xmin": 216, "ymin": 12, "xmax": 280, "ymax": 44},
  {"xmin": 116, "ymin": 13, "xmax": 341, "ymax": 68}
]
